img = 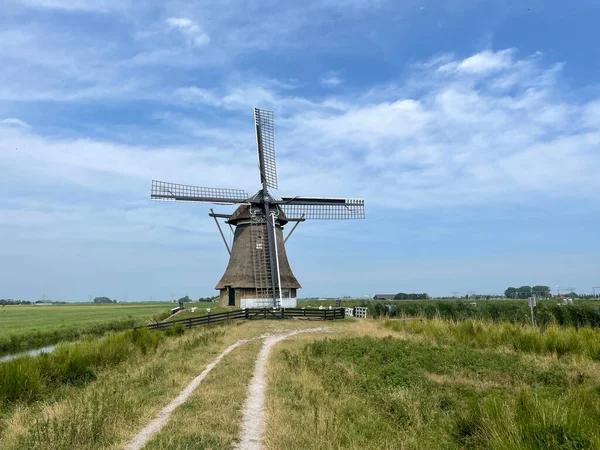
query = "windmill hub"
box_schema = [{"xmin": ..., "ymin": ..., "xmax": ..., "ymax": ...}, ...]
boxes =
[{"xmin": 152, "ymin": 108, "xmax": 365, "ymax": 309}]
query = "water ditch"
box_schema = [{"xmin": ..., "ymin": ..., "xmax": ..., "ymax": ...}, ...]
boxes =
[{"xmin": 0, "ymin": 344, "xmax": 57, "ymax": 363}]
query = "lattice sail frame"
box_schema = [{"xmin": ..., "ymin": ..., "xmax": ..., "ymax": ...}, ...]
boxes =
[
  {"xmin": 280, "ymin": 198, "xmax": 365, "ymax": 220},
  {"xmin": 151, "ymin": 180, "xmax": 248, "ymax": 203},
  {"xmin": 254, "ymin": 108, "xmax": 278, "ymax": 189}
]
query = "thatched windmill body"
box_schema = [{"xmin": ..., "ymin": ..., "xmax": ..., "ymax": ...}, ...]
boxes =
[{"xmin": 152, "ymin": 108, "xmax": 365, "ymax": 308}]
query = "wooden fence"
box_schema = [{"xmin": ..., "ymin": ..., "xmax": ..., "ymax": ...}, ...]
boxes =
[{"xmin": 139, "ymin": 307, "xmax": 346, "ymax": 332}]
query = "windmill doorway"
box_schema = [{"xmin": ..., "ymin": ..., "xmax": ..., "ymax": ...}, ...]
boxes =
[{"xmin": 227, "ymin": 287, "xmax": 235, "ymax": 306}]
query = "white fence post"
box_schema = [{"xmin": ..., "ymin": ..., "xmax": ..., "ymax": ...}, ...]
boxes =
[{"xmin": 354, "ymin": 307, "xmax": 367, "ymax": 319}]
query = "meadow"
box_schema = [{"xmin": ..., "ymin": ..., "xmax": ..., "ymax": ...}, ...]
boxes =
[
  {"xmin": 163, "ymin": 303, "xmax": 227, "ymax": 322},
  {"xmin": 0, "ymin": 302, "xmax": 175, "ymax": 355},
  {"xmin": 2, "ymin": 306, "xmax": 600, "ymax": 449}
]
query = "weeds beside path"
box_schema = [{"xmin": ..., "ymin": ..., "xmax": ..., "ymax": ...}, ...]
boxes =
[
  {"xmin": 264, "ymin": 319, "xmax": 600, "ymax": 450},
  {"xmin": 0, "ymin": 323, "xmax": 238, "ymax": 449}
]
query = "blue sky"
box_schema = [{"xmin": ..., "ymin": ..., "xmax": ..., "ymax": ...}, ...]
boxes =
[{"xmin": 1, "ymin": 0, "xmax": 599, "ymax": 301}]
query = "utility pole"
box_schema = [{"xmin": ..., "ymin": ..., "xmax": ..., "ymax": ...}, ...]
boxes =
[{"xmin": 557, "ymin": 287, "xmax": 576, "ymax": 297}]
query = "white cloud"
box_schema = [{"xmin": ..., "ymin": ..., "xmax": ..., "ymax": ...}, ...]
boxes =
[
  {"xmin": 166, "ymin": 17, "xmax": 210, "ymax": 47},
  {"xmin": 439, "ymin": 49, "xmax": 515, "ymax": 74},
  {"xmin": 1, "ymin": 118, "xmax": 30, "ymax": 128},
  {"xmin": 1, "ymin": 49, "xmax": 599, "ymax": 221},
  {"xmin": 321, "ymin": 73, "xmax": 343, "ymax": 87}
]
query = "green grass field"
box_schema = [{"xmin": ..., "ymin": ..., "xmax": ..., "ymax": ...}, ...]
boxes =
[
  {"xmin": 2, "ymin": 317, "xmax": 600, "ymax": 448},
  {"xmin": 0, "ymin": 302, "xmax": 174, "ymax": 355},
  {"xmin": 163, "ymin": 303, "xmax": 226, "ymax": 322}
]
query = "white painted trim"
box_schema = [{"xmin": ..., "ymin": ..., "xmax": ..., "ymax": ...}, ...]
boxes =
[{"xmin": 240, "ymin": 298, "xmax": 297, "ymax": 309}]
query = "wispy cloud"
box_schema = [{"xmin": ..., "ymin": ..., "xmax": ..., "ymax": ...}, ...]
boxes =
[
  {"xmin": 166, "ymin": 17, "xmax": 210, "ymax": 48},
  {"xmin": 9, "ymin": 0, "xmax": 128, "ymax": 12},
  {"xmin": 321, "ymin": 72, "xmax": 343, "ymax": 87},
  {"xmin": 1, "ymin": 118, "xmax": 30, "ymax": 128}
]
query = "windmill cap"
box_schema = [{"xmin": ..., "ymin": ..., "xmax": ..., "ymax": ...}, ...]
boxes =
[{"xmin": 227, "ymin": 204, "xmax": 289, "ymax": 226}]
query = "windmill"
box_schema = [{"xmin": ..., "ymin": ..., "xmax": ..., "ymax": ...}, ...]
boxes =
[{"xmin": 151, "ymin": 108, "xmax": 365, "ymax": 309}]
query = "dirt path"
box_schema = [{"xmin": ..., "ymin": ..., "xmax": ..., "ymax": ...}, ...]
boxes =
[
  {"xmin": 236, "ymin": 328, "xmax": 328, "ymax": 450},
  {"xmin": 124, "ymin": 339, "xmax": 247, "ymax": 450}
]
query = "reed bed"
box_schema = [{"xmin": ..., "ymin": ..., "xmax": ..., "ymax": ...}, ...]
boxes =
[
  {"xmin": 0, "ymin": 329, "xmax": 162, "ymax": 404},
  {"xmin": 384, "ymin": 318, "xmax": 600, "ymax": 359}
]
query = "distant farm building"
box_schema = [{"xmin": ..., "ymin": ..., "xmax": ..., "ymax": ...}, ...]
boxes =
[
  {"xmin": 373, "ymin": 294, "xmax": 396, "ymax": 300},
  {"xmin": 34, "ymin": 300, "xmax": 53, "ymax": 305}
]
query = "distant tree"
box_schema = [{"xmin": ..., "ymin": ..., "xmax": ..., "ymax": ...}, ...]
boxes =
[
  {"xmin": 517, "ymin": 286, "xmax": 533, "ymax": 299},
  {"xmin": 504, "ymin": 287, "xmax": 518, "ymax": 299},
  {"xmin": 93, "ymin": 297, "xmax": 115, "ymax": 304},
  {"xmin": 0, "ymin": 299, "xmax": 31, "ymax": 305},
  {"xmin": 178, "ymin": 295, "xmax": 191, "ymax": 303},
  {"xmin": 532, "ymin": 286, "xmax": 551, "ymax": 298}
]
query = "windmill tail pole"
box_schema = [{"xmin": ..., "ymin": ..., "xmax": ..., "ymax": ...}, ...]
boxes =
[
  {"xmin": 210, "ymin": 208, "xmax": 231, "ymax": 255},
  {"xmin": 284, "ymin": 214, "xmax": 305, "ymax": 243}
]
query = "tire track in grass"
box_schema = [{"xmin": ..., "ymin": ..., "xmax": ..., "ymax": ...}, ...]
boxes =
[
  {"xmin": 124, "ymin": 339, "xmax": 247, "ymax": 450},
  {"xmin": 237, "ymin": 328, "xmax": 328, "ymax": 450}
]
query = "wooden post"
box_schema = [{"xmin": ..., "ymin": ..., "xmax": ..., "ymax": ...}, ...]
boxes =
[
  {"xmin": 245, "ymin": 308, "xmax": 249, "ymax": 319},
  {"xmin": 188, "ymin": 317, "xmax": 192, "ymax": 329},
  {"xmin": 281, "ymin": 308, "xmax": 285, "ymax": 319}
]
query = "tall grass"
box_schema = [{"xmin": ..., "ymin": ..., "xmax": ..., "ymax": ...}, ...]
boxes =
[
  {"xmin": 0, "ymin": 318, "xmax": 137, "ymax": 356},
  {"xmin": 269, "ymin": 333, "xmax": 600, "ymax": 449},
  {"xmin": 454, "ymin": 389, "xmax": 600, "ymax": 449},
  {"xmin": 0, "ymin": 329, "xmax": 162, "ymax": 405},
  {"xmin": 0, "ymin": 326, "xmax": 232, "ymax": 449},
  {"xmin": 367, "ymin": 299, "xmax": 600, "ymax": 327},
  {"xmin": 384, "ymin": 318, "xmax": 600, "ymax": 359}
]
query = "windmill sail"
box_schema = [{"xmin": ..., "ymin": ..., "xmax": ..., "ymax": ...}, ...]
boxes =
[
  {"xmin": 254, "ymin": 108, "xmax": 278, "ymax": 189},
  {"xmin": 151, "ymin": 180, "xmax": 249, "ymax": 204},
  {"xmin": 279, "ymin": 197, "xmax": 365, "ymax": 220}
]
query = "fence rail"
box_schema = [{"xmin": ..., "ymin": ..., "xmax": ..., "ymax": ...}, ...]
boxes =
[{"xmin": 138, "ymin": 308, "xmax": 346, "ymax": 332}]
